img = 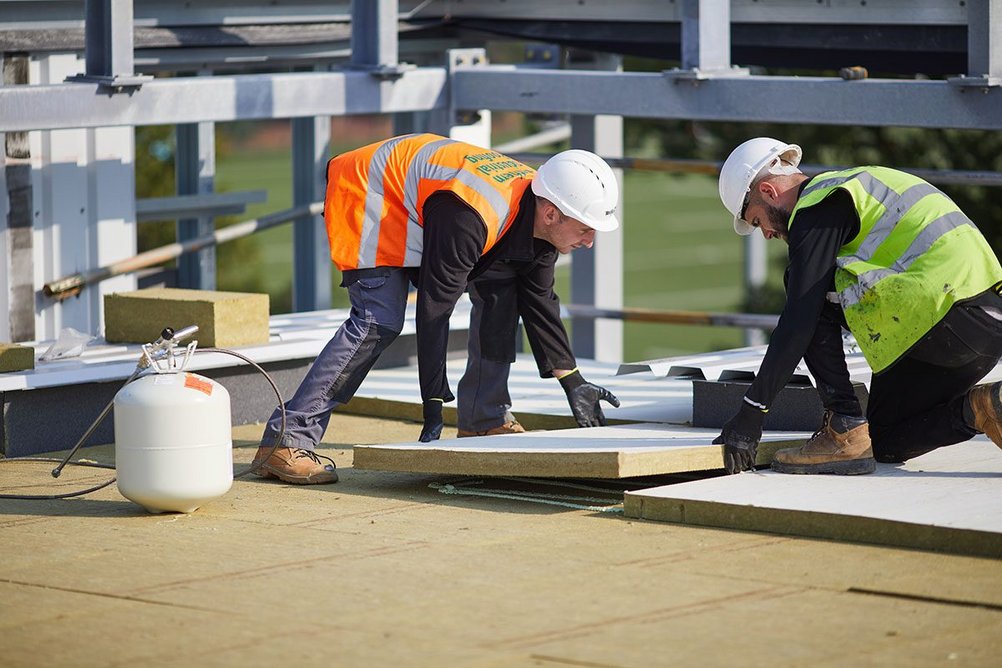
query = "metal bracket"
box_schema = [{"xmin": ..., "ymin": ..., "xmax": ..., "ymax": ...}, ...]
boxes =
[
  {"xmin": 523, "ymin": 44, "xmax": 561, "ymax": 69},
  {"xmin": 663, "ymin": 66, "xmax": 750, "ymax": 82},
  {"xmin": 349, "ymin": 63, "xmax": 417, "ymax": 81},
  {"xmin": 947, "ymin": 74, "xmax": 1002, "ymax": 89},
  {"xmin": 64, "ymin": 72, "xmax": 152, "ymax": 93}
]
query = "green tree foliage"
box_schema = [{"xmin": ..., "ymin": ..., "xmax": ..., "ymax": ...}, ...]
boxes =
[
  {"xmin": 135, "ymin": 125, "xmax": 273, "ymax": 307},
  {"xmin": 134, "ymin": 125, "xmax": 175, "ymax": 252}
]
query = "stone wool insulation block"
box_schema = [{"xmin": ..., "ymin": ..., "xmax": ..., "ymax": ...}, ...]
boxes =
[
  {"xmin": 104, "ymin": 288, "xmax": 270, "ymax": 348},
  {"xmin": 0, "ymin": 343, "xmax": 35, "ymax": 373}
]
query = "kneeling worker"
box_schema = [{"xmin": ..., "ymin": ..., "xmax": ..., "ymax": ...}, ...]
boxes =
[
  {"xmin": 713, "ymin": 137, "xmax": 1002, "ymax": 475},
  {"xmin": 253, "ymin": 133, "xmax": 621, "ymax": 484}
]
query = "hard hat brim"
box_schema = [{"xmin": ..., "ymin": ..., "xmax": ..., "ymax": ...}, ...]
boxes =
[
  {"xmin": 584, "ymin": 214, "xmax": 619, "ymax": 232},
  {"xmin": 733, "ymin": 215, "xmax": 753, "ymax": 236}
]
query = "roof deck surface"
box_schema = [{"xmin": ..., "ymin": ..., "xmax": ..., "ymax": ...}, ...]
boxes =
[{"xmin": 2, "ymin": 414, "xmax": 1001, "ymax": 667}]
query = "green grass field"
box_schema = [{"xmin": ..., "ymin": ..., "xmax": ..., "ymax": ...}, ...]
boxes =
[{"xmin": 216, "ymin": 147, "xmax": 788, "ymax": 361}]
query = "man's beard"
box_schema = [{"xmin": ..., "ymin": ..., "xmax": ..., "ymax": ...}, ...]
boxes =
[{"xmin": 766, "ymin": 204, "xmax": 791, "ymax": 240}]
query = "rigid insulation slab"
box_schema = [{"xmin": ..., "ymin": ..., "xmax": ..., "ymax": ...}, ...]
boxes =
[
  {"xmin": 624, "ymin": 438, "xmax": 1002, "ymax": 558},
  {"xmin": 104, "ymin": 287, "xmax": 270, "ymax": 348},
  {"xmin": 352, "ymin": 423, "xmax": 811, "ymax": 479},
  {"xmin": 348, "ymin": 356, "xmax": 696, "ymax": 428}
]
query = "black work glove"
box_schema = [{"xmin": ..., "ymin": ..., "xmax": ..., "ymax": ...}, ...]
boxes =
[
  {"xmin": 558, "ymin": 370, "xmax": 622, "ymax": 427},
  {"xmin": 419, "ymin": 399, "xmax": 444, "ymax": 443},
  {"xmin": 712, "ymin": 402, "xmax": 767, "ymax": 474}
]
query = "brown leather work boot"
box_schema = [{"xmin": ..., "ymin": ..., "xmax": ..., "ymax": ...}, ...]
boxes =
[
  {"xmin": 456, "ymin": 420, "xmax": 526, "ymax": 438},
  {"xmin": 771, "ymin": 411, "xmax": 876, "ymax": 475},
  {"xmin": 252, "ymin": 446, "xmax": 338, "ymax": 484},
  {"xmin": 969, "ymin": 381, "xmax": 1002, "ymax": 448}
]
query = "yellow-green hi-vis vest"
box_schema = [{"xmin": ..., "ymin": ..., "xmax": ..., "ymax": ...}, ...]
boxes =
[{"xmin": 790, "ymin": 166, "xmax": 1002, "ymax": 374}]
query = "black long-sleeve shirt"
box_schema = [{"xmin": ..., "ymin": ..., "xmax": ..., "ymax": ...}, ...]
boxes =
[
  {"xmin": 744, "ymin": 186, "xmax": 860, "ymax": 411},
  {"xmin": 417, "ymin": 188, "xmax": 575, "ymax": 402}
]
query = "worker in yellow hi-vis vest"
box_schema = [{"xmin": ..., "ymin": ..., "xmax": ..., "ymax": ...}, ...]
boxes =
[
  {"xmin": 252, "ymin": 134, "xmax": 621, "ymax": 484},
  {"xmin": 714, "ymin": 137, "xmax": 1002, "ymax": 475}
]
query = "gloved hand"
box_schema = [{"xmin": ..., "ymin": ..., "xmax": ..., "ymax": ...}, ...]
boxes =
[
  {"xmin": 419, "ymin": 399, "xmax": 444, "ymax": 443},
  {"xmin": 713, "ymin": 402, "xmax": 767, "ymax": 474},
  {"xmin": 558, "ymin": 369, "xmax": 621, "ymax": 427}
]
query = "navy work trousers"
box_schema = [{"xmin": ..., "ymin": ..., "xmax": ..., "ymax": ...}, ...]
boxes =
[
  {"xmin": 806, "ymin": 290, "xmax": 1002, "ymax": 462},
  {"xmin": 260, "ymin": 269, "xmax": 410, "ymax": 449}
]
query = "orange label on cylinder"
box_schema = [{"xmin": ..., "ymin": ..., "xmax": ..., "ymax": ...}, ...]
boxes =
[{"xmin": 184, "ymin": 373, "xmax": 214, "ymax": 396}]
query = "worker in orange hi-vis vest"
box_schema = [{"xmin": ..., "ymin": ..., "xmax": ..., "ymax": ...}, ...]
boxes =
[{"xmin": 252, "ymin": 133, "xmax": 622, "ymax": 485}]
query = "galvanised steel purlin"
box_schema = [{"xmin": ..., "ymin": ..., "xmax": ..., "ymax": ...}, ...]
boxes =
[
  {"xmin": 0, "ymin": 68, "xmax": 448, "ymax": 132},
  {"xmin": 451, "ymin": 69, "xmax": 1002, "ymax": 130}
]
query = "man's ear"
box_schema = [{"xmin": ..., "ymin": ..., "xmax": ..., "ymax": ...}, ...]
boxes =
[{"xmin": 758, "ymin": 179, "xmax": 780, "ymax": 204}]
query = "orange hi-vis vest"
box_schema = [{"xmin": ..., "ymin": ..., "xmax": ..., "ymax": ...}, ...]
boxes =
[{"xmin": 324, "ymin": 133, "xmax": 535, "ymax": 271}]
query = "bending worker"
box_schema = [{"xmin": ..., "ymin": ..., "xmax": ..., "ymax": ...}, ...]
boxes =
[
  {"xmin": 456, "ymin": 236, "xmax": 621, "ymax": 437},
  {"xmin": 713, "ymin": 137, "xmax": 1002, "ymax": 475},
  {"xmin": 253, "ymin": 133, "xmax": 621, "ymax": 484}
]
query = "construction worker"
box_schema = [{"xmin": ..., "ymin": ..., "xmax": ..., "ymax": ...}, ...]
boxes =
[
  {"xmin": 455, "ymin": 242, "xmax": 621, "ymax": 438},
  {"xmin": 713, "ymin": 137, "xmax": 1002, "ymax": 475},
  {"xmin": 252, "ymin": 133, "xmax": 621, "ymax": 484}
]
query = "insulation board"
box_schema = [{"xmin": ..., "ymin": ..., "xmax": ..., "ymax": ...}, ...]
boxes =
[
  {"xmin": 104, "ymin": 287, "xmax": 270, "ymax": 348},
  {"xmin": 352, "ymin": 423, "xmax": 812, "ymax": 478},
  {"xmin": 348, "ymin": 356, "xmax": 697, "ymax": 427},
  {"xmin": 0, "ymin": 343, "xmax": 34, "ymax": 373},
  {"xmin": 624, "ymin": 438, "xmax": 1002, "ymax": 558}
]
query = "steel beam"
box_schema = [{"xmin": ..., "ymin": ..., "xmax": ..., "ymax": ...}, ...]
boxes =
[
  {"xmin": 0, "ymin": 0, "xmax": 971, "ymax": 30},
  {"xmin": 136, "ymin": 191, "xmax": 267, "ymax": 222},
  {"xmin": 452, "ymin": 69, "xmax": 1002, "ymax": 130},
  {"xmin": 292, "ymin": 114, "xmax": 332, "ymax": 312},
  {"xmin": 0, "ymin": 68, "xmax": 447, "ymax": 132}
]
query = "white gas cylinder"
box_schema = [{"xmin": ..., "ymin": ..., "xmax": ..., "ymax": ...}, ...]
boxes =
[{"xmin": 114, "ymin": 371, "xmax": 232, "ymax": 513}]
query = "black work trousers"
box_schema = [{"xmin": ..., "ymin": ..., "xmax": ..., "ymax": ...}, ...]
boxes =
[{"xmin": 803, "ymin": 289, "xmax": 1002, "ymax": 463}]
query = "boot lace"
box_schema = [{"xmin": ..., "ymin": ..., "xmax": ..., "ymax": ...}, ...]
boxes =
[
  {"xmin": 293, "ymin": 448, "xmax": 336, "ymax": 469},
  {"xmin": 808, "ymin": 410, "xmax": 834, "ymax": 443}
]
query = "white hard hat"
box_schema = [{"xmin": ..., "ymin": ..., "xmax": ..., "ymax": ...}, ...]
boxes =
[
  {"xmin": 531, "ymin": 149, "xmax": 620, "ymax": 232},
  {"xmin": 718, "ymin": 137, "xmax": 802, "ymax": 235}
]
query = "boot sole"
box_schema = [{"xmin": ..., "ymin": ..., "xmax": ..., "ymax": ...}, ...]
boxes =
[
  {"xmin": 252, "ymin": 463, "xmax": 338, "ymax": 485},
  {"xmin": 771, "ymin": 457, "xmax": 876, "ymax": 475}
]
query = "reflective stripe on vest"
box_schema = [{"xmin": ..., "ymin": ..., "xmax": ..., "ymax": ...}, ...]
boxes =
[
  {"xmin": 790, "ymin": 166, "xmax": 1002, "ymax": 373},
  {"xmin": 325, "ymin": 133, "xmax": 534, "ymax": 271}
]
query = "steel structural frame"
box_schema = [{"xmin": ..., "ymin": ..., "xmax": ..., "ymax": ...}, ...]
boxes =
[{"xmin": 2, "ymin": 0, "xmax": 1001, "ymax": 354}]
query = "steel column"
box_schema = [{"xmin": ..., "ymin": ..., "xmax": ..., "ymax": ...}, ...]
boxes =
[
  {"xmin": 175, "ymin": 100, "xmax": 216, "ymax": 290},
  {"xmin": 967, "ymin": 0, "xmax": 1002, "ymax": 82},
  {"xmin": 1, "ymin": 54, "xmax": 33, "ymax": 343},
  {"xmin": 292, "ymin": 115, "xmax": 332, "ymax": 311},
  {"xmin": 67, "ymin": 0, "xmax": 150, "ymax": 88},
  {"xmin": 351, "ymin": 0, "xmax": 398, "ymax": 69},
  {"xmin": 681, "ymin": 0, "xmax": 732, "ymax": 71},
  {"xmin": 569, "ymin": 52, "xmax": 624, "ymax": 363},
  {"xmin": 742, "ymin": 232, "xmax": 767, "ymax": 346},
  {"xmin": 86, "ymin": 0, "xmax": 135, "ymax": 79}
]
